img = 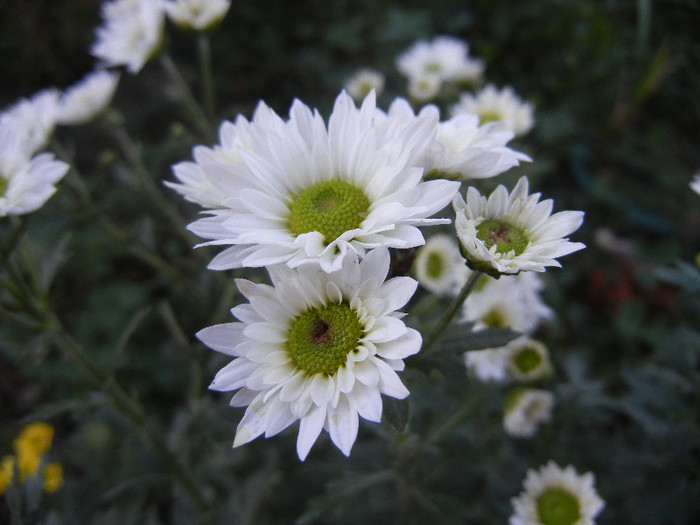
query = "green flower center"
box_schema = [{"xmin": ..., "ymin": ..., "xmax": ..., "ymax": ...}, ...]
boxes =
[
  {"xmin": 476, "ymin": 219, "xmax": 529, "ymax": 256},
  {"xmin": 513, "ymin": 347, "xmax": 542, "ymax": 374},
  {"xmin": 482, "ymin": 308, "xmax": 507, "ymax": 329},
  {"xmin": 288, "ymin": 179, "xmax": 370, "ymax": 244},
  {"xmin": 478, "ymin": 110, "xmax": 503, "ymax": 124},
  {"xmin": 425, "ymin": 252, "xmax": 445, "ymax": 279},
  {"xmin": 0, "ymin": 176, "xmax": 7, "ymax": 197},
  {"xmin": 536, "ymin": 487, "xmax": 581, "ymax": 525},
  {"xmin": 287, "ymin": 303, "xmax": 363, "ymax": 376}
]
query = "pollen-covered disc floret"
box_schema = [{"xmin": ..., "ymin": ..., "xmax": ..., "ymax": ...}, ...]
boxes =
[
  {"xmin": 510, "ymin": 461, "xmax": 605, "ymax": 525},
  {"xmin": 197, "ymin": 248, "xmax": 421, "ymax": 460},
  {"xmin": 453, "ymin": 176, "xmax": 585, "ymax": 276},
  {"xmin": 180, "ymin": 90, "xmax": 460, "ymax": 273}
]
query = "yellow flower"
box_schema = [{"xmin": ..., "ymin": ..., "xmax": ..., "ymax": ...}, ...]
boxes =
[
  {"xmin": 42, "ymin": 463, "xmax": 64, "ymax": 493},
  {"xmin": 14, "ymin": 422, "xmax": 54, "ymax": 458},
  {"xmin": 0, "ymin": 455, "xmax": 15, "ymax": 495}
]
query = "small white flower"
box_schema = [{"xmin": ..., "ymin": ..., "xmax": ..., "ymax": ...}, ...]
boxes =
[
  {"xmin": 506, "ymin": 337, "xmax": 553, "ymax": 382},
  {"xmin": 345, "ymin": 69, "xmax": 385, "ymax": 102},
  {"xmin": 91, "ymin": 0, "xmax": 166, "ymax": 74},
  {"xmin": 413, "ymin": 233, "xmax": 469, "ymax": 296},
  {"xmin": 691, "ymin": 173, "xmax": 700, "ymax": 196},
  {"xmin": 57, "ymin": 70, "xmax": 120, "ymax": 125},
  {"xmin": 424, "ymin": 113, "xmax": 531, "ymax": 180},
  {"xmin": 463, "ymin": 272, "xmax": 552, "ymax": 334},
  {"xmin": 464, "ymin": 348, "xmax": 509, "ymax": 382},
  {"xmin": 407, "ymin": 73, "xmax": 442, "ymax": 102},
  {"xmin": 452, "ymin": 84, "xmax": 535, "ymax": 137},
  {"xmin": 510, "ymin": 461, "xmax": 605, "ymax": 525},
  {"xmin": 1, "ymin": 89, "xmax": 60, "ymax": 156},
  {"xmin": 503, "ymin": 388, "xmax": 554, "ymax": 438},
  {"xmin": 397, "ymin": 35, "xmax": 484, "ymax": 86},
  {"xmin": 165, "ymin": 0, "xmax": 230, "ymax": 31},
  {"xmin": 182, "ymin": 90, "xmax": 460, "ymax": 273},
  {"xmin": 198, "ymin": 248, "xmax": 421, "ymax": 460},
  {"xmin": 453, "ymin": 176, "xmax": 585, "ymax": 276}
]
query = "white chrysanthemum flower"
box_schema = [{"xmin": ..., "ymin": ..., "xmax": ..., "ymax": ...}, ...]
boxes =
[
  {"xmin": 91, "ymin": 0, "xmax": 166, "ymax": 74},
  {"xmin": 506, "ymin": 337, "xmax": 553, "ymax": 382},
  {"xmin": 397, "ymin": 35, "xmax": 484, "ymax": 86},
  {"xmin": 691, "ymin": 173, "xmax": 700, "ymax": 196},
  {"xmin": 424, "ymin": 113, "xmax": 531, "ymax": 180},
  {"xmin": 463, "ymin": 272, "xmax": 552, "ymax": 334},
  {"xmin": 1, "ymin": 89, "xmax": 60, "ymax": 156},
  {"xmin": 413, "ymin": 233, "xmax": 469, "ymax": 295},
  {"xmin": 503, "ymin": 388, "xmax": 554, "ymax": 438},
  {"xmin": 453, "ymin": 176, "xmax": 585, "ymax": 276},
  {"xmin": 183, "ymin": 91, "xmax": 460, "ymax": 273},
  {"xmin": 464, "ymin": 348, "xmax": 509, "ymax": 382},
  {"xmin": 407, "ymin": 73, "xmax": 442, "ymax": 102},
  {"xmin": 165, "ymin": 0, "xmax": 230, "ymax": 30},
  {"xmin": 57, "ymin": 70, "xmax": 120, "ymax": 125},
  {"xmin": 510, "ymin": 461, "xmax": 605, "ymax": 525},
  {"xmin": 198, "ymin": 248, "xmax": 421, "ymax": 460},
  {"xmin": 345, "ymin": 69, "xmax": 385, "ymax": 102},
  {"xmin": 452, "ymin": 84, "xmax": 535, "ymax": 137}
]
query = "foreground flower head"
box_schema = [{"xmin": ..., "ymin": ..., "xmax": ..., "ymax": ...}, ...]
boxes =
[
  {"xmin": 453, "ymin": 176, "xmax": 585, "ymax": 276},
  {"xmin": 198, "ymin": 248, "xmax": 421, "ymax": 460},
  {"xmin": 424, "ymin": 113, "xmax": 531, "ymax": 181},
  {"xmin": 91, "ymin": 0, "xmax": 166, "ymax": 74},
  {"xmin": 165, "ymin": 0, "xmax": 231, "ymax": 31},
  {"xmin": 510, "ymin": 461, "xmax": 605, "ymax": 525},
  {"xmin": 57, "ymin": 70, "xmax": 120, "ymax": 125},
  {"xmin": 452, "ymin": 84, "xmax": 535, "ymax": 137},
  {"xmin": 182, "ymin": 90, "xmax": 459, "ymax": 273},
  {"xmin": 503, "ymin": 388, "xmax": 554, "ymax": 438},
  {"xmin": 413, "ymin": 233, "xmax": 469, "ymax": 295},
  {"xmin": 345, "ymin": 68, "xmax": 386, "ymax": 102}
]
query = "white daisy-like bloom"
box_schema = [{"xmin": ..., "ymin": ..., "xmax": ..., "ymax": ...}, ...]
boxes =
[
  {"xmin": 1, "ymin": 89, "xmax": 60, "ymax": 156},
  {"xmin": 503, "ymin": 388, "xmax": 554, "ymax": 438},
  {"xmin": 183, "ymin": 90, "xmax": 460, "ymax": 273},
  {"xmin": 464, "ymin": 348, "xmax": 509, "ymax": 382},
  {"xmin": 397, "ymin": 35, "xmax": 484, "ymax": 86},
  {"xmin": 0, "ymin": 122, "xmax": 68, "ymax": 217},
  {"xmin": 452, "ymin": 84, "xmax": 535, "ymax": 137},
  {"xmin": 57, "ymin": 70, "xmax": 120, "ymax": 125},
  {"xmin": 345, "ymin": 69, "xmax": 385, "ymax": 102},
  {"xmin": 510, "ymin": 461, "xmax": 605, "ymax": 525},
  {"xmin": 505, "ymin": 337, "xmax": 553, "ymax": 382},
  {"xmin": 453, "ymin": 176, "xmax": 585, "ymax": 276},
  {"xmin": 691, "ymin": 173, "xmax": 700, "ymax": 196},
  {"xmin": 198, "ymin": 248, "xmax": 421, "ymax": 460},
  {"xmin": 423, "ymin": 113, "xmax": 531, "ymax": 181},
  {"xmin": 91, "ymin": 0, "xmax": 166, "ymax": 74},
  {"xmin": 165, "ymin": 0, "xmax": 230, "ymax": 31},
  {"xmin": 407, "ymin": 73, "xmax": 442, "ymax": 102},
  {"xmin": 413, "ymin": 233, "xmax": 469, "ymax": 295},
  {"xmin": 463, "ymin": 272, "xmax": 552, "ymax": 334}
]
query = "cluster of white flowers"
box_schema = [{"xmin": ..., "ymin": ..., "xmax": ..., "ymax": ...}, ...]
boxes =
[{"xmin": 397, "ymin": 35, "xmax": 484, "ymax": 102}]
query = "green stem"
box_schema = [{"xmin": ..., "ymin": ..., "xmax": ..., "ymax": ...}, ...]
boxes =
[
  {"xmin": 160, "ymin": 53, "xmax": 214, "ymax": 140},
  {"xmin": 49, "ymin": 317, "xmax": 210, "ymax": 512},
  {"xmin": 197, "ymin": 34, "xmax": 215, "ymax": 120},
  {"xmin": 420, "ymin": 270, "xmax": 482, "ymax": 357}
]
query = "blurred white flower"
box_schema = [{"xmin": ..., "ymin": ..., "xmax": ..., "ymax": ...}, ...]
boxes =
[
  {"xmin": 505, "ymin": 337, "xmax": 553, "ymax": 382},
  {"xmin": 181, "ymin": 90, "xmax": 459, "ymax": 273},
  {"xmin": 397, "ymin": 35, "xmax": 484, "ymax": 88},
  {"xmin": 453, "ymin": 176, "xmax": 585, "ymax": 276},
  {"xmin": 345, "ymin": 69, "xmax": 385, "ymax": 102},
  {"xmin": 464, "ymin": 348, "xmax": 510, "ymax": 382},
  {"xmin": 413, "ymin": 233, "xmax": 469, "ymax": 296},
  {"xmin": 57, "ymin": 70, "xmax": 120, "ymax": 125},
  {"xmin": 691, "ymin": 173, "xmax": 700, "ymax": 196},
  {"xmin": 424, "ymin": 113, "xmax": 531, "ymax": 180},
  {"xmin": 407, "ymin": 73, "xmax": 442, "ymax": 102},
  {"xmin": 503, "ymin": 388, "xmax": 554, "ymax": 438},
  {"xmin": 198, "ymin": 248, "xmax": 421, "ymax": 460},
  {"xmin": 463, "ymin": 272, "xmax": 552, "ymax": 334},
  {"xmin": 165, "ymin": 0, "xmax": 230, "ymax": 31},
  {"xmin": 91, "ymin": 0, "xmax": 166, "ymax": 74},
  {"xmin": 452, "ymin": 84, "xmax": 535, "ymax": 137},
  {"xmin": 1, "ymin": 89, "xmax": 60, "ymax": 156},
  {"xmin": 510, "ymin": 461, "xmax": 605, "ymax": 525}
]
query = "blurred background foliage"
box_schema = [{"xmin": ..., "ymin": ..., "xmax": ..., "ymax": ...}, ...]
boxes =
[{"xmin": 1, "ymin": 0, "xmax": 699, "ymax": 523}]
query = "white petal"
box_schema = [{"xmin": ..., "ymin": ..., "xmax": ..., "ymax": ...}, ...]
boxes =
[
  {"xmin": 327, "ymin": 397, "xmax": 359, "ymax": 457},
  {"xmin": 296, "ymin": 404, "xmax": 327, "ymax": 461}
]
